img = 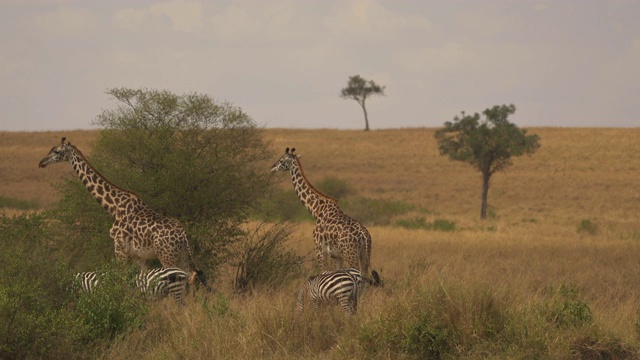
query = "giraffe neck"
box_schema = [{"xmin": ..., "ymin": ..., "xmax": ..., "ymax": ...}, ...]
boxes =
[
  {"xmin": 289, "ymin": 157, "xmax": 337, "ymax": 220},
  {"xmin": 68, "ymin": 145, "xmax": 138, "ymax": 217}
]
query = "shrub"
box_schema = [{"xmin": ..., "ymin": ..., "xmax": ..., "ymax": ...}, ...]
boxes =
[
  {"xmin": 577, "ymin": 219, "xmax": 598, "ymax": 235},
  {"xmin": 0, "ymin": 196, "xmax": 38, "ymax": 210},
  {"xmin": 395, "ymin": 217, "xmax": 456, "ymax": 231},
  {"xmin": 0, "ymin": 214, "xmax": 88, "ymax": 359},
  {"xmin": 342, "ymin": 197, "xmax": 415, "ymax": 226},
  {"xmin": 233, "ymin": 222, "xmax": 304, "ymax": 293},
  {"xmin": 72, "ymin": 264, "xmax": 149, "ymax": 342},
  {"xmin": 316, "ymin": 176, "xmax": 352, "ymax": 199},
  {"xmin": 545, "ymin": 284, "xmax": 593, "ymax": 328}
]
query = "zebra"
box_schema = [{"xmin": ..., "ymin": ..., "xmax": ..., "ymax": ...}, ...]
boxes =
[
  {"xmin": 136, "ymin": 267, "xmax": 189, "ymax": 306},
  {"xmin": 74, "ymin": 271, "xmax": 102, "ymax": 294},
  {"xmin": 74, "ymin": 267, "xmax": 189, "ymax": 306},
  {"xmin": 341, "ymin": 268, "xmax": 383, "ymax": 288},
  {"xmin": 296, "ymin": 268, "xmax": 361, "ymax": 315}
]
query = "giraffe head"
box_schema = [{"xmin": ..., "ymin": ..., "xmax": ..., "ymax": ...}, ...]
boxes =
[
  {"xmin": 39, "ymin": 137, "xmax": 73, "ymax": 168},
  {"xmin": 270, "ymin": 147, "xmax": 299, "ymax": 172}
]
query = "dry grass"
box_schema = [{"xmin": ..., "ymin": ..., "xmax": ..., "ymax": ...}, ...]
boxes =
[{"xmin": 2, "ymin": 127, "xmax": 640, "ymax": 358}]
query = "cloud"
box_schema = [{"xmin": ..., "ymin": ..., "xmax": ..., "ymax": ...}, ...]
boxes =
[
  {"xmin": 112, "ymin": 7, "xmax": 149, "ymax": 30},
  {"xmin": 150, "ymin": 1, "xmax": 203, "ymax": 32},
  {"xmin": 323, "ymin": 0, "xmax": 432, "ymax": 40},
  {"xmin": 31, "ymin": 6, "xmax": 100, "ymax": 39}
]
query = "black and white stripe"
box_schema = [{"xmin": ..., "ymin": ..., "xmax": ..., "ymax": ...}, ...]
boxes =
[
  {"xmin": 135, "ymin": 267, "xmax": 189, "ymax": 306},
  {"xmin": 74, "ymin": 271, "xmax": 102, "ymax": 294},
  {"xmin": 74, "ymin": 267, "xmax": 188, "ymax": 306},
  {"xmin": 296, "ymin": 269, "xmax": 360, "ymax": 315}
]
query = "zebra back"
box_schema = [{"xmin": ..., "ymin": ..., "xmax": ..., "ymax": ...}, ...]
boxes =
[
  {"xmin": 74, "ymin": 272, "xmax": 101, "ymax": 294},
  {"xmin": 297, "ymin": 269, "xmax": 359, "ymax": 315},
  {"xmin": 136, "ymin": 267, "xmax": 188, "ymax": 306}
]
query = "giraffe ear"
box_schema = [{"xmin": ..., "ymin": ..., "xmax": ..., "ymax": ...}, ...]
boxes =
[{"xmin": 297, "ymin": 154, "xmax": 303, "ymax": 159}]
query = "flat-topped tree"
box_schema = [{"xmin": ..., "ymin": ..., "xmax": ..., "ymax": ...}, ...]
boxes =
[
  {"xmin": 435, "ymin": 104, "xmax": 541, "ymax": 219},
  {"xmin": 340, "ymin": 75, "xmax": 385, "ymax": 131}
]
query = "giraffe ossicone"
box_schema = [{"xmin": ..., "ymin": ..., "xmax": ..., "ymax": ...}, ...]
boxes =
[{"xmin": 39, "ymin": 137, "xmax": 207, "ymax": 288}]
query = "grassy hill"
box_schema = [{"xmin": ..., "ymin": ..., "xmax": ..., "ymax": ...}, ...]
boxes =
[{"xmin": 1, "ymin": 128, "xmax": 640, "ymax": 359}]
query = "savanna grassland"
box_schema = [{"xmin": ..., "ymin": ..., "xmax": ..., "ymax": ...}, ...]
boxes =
[{"xmin": 2, "ymin": 128, "xmax": 640, "ymax": 359}]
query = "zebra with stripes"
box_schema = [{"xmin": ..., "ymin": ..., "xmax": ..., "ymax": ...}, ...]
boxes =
[
  {"xmin": 74, "ymin": 267, "xmax": 189, "ymax": 306},
  {"xmin": 296, "ymin": 268, "xmax": 362, "ymax": 315}
]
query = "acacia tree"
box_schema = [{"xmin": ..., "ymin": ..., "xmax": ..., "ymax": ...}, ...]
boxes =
[
  {"xmin": 340, "ymin": 75, "xmax": 385, "ymax": 131},
  {"xmin": 434, "ymin": 104, "xmax": 540, "ymax": 219},
  {"xmin": 58, "ymin": 87, "xmax": 278, "ymax": 272}
]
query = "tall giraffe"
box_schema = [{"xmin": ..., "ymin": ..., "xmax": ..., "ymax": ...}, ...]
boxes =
[
  {"xmin": 271, "ymin": 147, "xmax": 379, "ymax": 281},
  {"xmin": 39, "ymin": 137, "xmax": 206, "ymax": 286}
]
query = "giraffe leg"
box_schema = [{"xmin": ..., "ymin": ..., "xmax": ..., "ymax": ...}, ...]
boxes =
[
  {"xmin": 313, "ymin": 232, "xmax": 326, "ymax": 271},
  {"xmin": 341, "ymin": 237, "xmax": 360, "ymax": 270},
  {"xmin": 110, "ymin": 226, "xmax": 128, "ymax": 262}
]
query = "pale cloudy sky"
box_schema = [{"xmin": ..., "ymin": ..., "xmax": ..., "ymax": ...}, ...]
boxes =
[{"xmin": 0, "ymin": 0, "xmax": 638, "ymax": 131}]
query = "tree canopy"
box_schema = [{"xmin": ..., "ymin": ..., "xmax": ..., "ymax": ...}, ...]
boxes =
[
  {"xmin": 435, "ymin": 104, "xmax": 540, "ymax": 219},
  {"xmin": 340, "ymin": 75, "xmax": 385, "ymax": 131},
  {"xmin": 60, "ymin": 87, "xmax": 275, "ymax": 270}
]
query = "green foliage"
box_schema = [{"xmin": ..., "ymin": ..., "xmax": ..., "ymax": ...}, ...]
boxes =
[
  {"xmin": 0, "ymin": 196, "xmax": 38, "ymax": 210},
  {"xmin": 252, "ymin": 188, "xmax": 313, "ymax": 223},
  {"xmin": 233, "ymin": 222, "xmax": 304, "ymax": 293},
  {"xmin": 0, "ymin": 214, "xmax": 90, "ymax": 359},
  {"xmin": 57, "ymin": 87, "xmax": 275, "ymax": 272},
  {"xmin": 54, "ymin": 179, "xmax": 114, "ymax": 268},
  {"xmin": 544, "ymin": 284, "xmax": 593, "ymax": 328},
  {"xmin": 341, "ymin": 197, "xmax": 414, "ymax": 226},
  {"xmin": 73, "ymin": 264, "xmax": 149, "ymax": 342},
  {"xmin": 435, "ymin": 104, "xmax": 540, "ymax": 219},
  {"xmin": 253, "ymin": 176, "xmax": 414, "ymax": 226},
  {"xmin": 91, "ymin": 88, "xmax": 272, "ymax": 223},
  {"xmin": 395, "ymin": 217, "xmax": 457, "ymax": 231},
  {"xmin": 315, "ymin": 176, "xmax": 352, "ymax": 199},
  {"xmin": 577, "ymin": 219, "xmax": 598, "ymax": 235}
]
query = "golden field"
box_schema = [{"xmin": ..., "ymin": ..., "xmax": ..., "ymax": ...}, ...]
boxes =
[{"xmin": 2, "ymin": 127, "xmax": 640, "ymax": 358}]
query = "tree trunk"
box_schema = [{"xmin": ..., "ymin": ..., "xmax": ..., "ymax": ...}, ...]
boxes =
[
  {"xmin": 480, "ymin": 172, "xmax": 491, "ymax": 219},
  {"xmin": 360, "ymin": 100, "xmax": 370, "ymax": 131}
]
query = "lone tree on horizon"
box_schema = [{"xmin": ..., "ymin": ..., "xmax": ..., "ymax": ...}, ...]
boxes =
[
  {"xmin": 340, "ymin": 75, "xmax": 385, "ymax": 131},
  {"xmin": 435, "ymin": 104, "xmax": 540, "ymax": 219}
]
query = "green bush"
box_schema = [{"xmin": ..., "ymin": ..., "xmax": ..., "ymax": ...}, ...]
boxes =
[
  {"xmin": 342, "ymin": 197, "xmax": 415, "ymax": 226},
  {"xmin": 252, "ymin": 188, "xmax": 313, "ymax": 223},
  {"xmin": 233, "ymin": 222, "xmax": 304, "ymax": 293},
  {"xmin": 544, "ymin": 284, "xmax": 593, "ymax": 328},
  {"xmin": 577, "ymin": 219, "xmax": 598, "ymax": 235},
  {"xmin": 316, "ymin": 176, "xmax": 352, "ymax": 199},
  {"xmin": 73, "ymin": 264, "xmax": 149, "ymax": 342},
  {"xmin": 0, "ymin": 196, "xmax": 38, "ymax": 210},
  {"xmin": 0, "ymin": 214, "xmax": 88, "ymax": 359},
  {"xmin": 395, "ymin": 217, "xmax": 457, "ymax": 231}
]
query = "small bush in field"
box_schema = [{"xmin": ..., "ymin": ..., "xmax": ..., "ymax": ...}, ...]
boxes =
[
  {"xmin": 73, "ymin": 265, "xmax": 149, "ymax": 342},
  {"xmin": 577, "ymin": 219, "xmax": 598, "ymax": 235},
  {"xmin": 316, "ymin": 176, "xmax": 352, "ymax": 199},
  {"xmin": 0, "ymin": 196, "xmax": 39, "ymax": 210},
  {"xmin": 403, "ymin": 318, "xmax": 453, "ymax": 358},
  {"xmin": 395, "ymin": 217, "xmax": 456, "ymax": 231},
  {"xmin": 545, "ymin": 284, "xmax": 593, "ymax": 327},
  {"xmin": 233, "ymin": 222, "xmax": 303, "ymax": 293},
  {"xmin": 342, "ymin": 197, "xmax": 414, "ymax": 226}
]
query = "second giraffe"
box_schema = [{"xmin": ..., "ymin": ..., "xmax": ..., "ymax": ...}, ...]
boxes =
[{"xmin": 271, "ymin": 147, "xmax": 380, "ymax": 284}]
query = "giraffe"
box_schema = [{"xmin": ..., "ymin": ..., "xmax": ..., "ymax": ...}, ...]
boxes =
[
  {"xmin": 39, "ymin": 137, "xmax": 207, "ymax": 287},
  {"xmin": 271, "ymin": 147, "xmax": 379, "ymax": 282}
]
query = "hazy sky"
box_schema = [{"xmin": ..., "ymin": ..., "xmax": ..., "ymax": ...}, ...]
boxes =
[{"xmin": 1, "ymin": 0, "xmax": 638, "ymax": 131}]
